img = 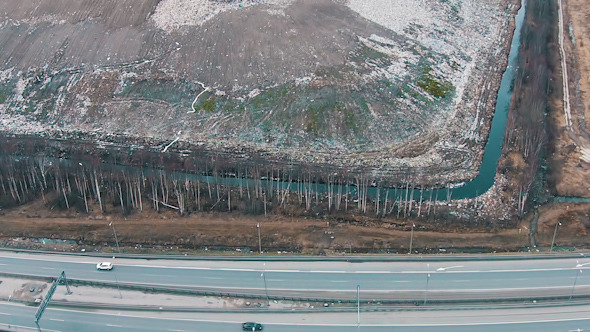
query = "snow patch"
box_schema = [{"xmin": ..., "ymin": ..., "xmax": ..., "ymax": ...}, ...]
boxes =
[
  {"xmin": 152, "ymin": 0, "xmax": 295, "ymax": 32},
  {"xmin": 248, "ymin": 88, "xmax": 261, "ymax": 98}
]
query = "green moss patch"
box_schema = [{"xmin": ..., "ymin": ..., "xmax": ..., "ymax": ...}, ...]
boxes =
[{"xmin": 417, "ymin": 67, "xmax": 454, "ymax": 98}]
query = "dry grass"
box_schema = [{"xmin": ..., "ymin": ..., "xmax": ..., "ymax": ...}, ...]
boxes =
[
  {"xmin": 548, "ymin": 0, "xmax": 590, "ymax": 197},
  {"xmin": 0, "ymin": 197, "xmax": 529, "ymax": 254}
]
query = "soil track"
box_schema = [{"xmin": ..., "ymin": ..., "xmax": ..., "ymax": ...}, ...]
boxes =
[
  {"xmin": 0, "ymin": 198, "xmax": 529, "ymax": 254},
  {"xmin": 549, "ymin": 0, "xmax": 590, "ymax": 196}
]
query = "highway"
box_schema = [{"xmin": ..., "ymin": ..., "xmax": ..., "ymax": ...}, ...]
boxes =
[
  {"xmin": 1, "ymin": 252, "xmax": 590, "ymax": 301},
  {"xmin": 3, "ymin": 252, "xmax": 590, "ymax": 330},
  {"xmin": 1, "ymin": 302, "xmax": 590, "ymax": 331}
]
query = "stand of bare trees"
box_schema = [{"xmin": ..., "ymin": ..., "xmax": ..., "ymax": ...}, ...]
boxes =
[
  {"xmin": 503, "ymin": 0, "xmax": 552, "ymax": 216},
  {"xmin": 0, "ymin": 156, "xmax": 450, "ymax": 220}
]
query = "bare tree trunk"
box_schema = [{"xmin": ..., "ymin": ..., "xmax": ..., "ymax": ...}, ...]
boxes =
[
  {"xmin": 417, "ymin": 187, "xmax": 423, "ymax": 217},
  {"xmin": 94, "ymin": 170, "xmax": 103, "ymax": 212},
  {"xmin": 137, "ymin": 177, "xmax": 143, "ymax": 212},
  {"xmin": 118, "ymin": 181, "xmax": 124, "ymax": 211},
  {"xmin": 383, "ymin": 189, "xmax": 389, "ymax": 216}
]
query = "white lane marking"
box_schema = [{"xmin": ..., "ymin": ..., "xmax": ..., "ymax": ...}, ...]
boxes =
[
  {"xmin": 168, "ymin": 329, "xmax": 185, "ymax": 332},
  {"xmin": 50, "ymin": 318, "xmax": 65, "ymax": 322},
  {"xmin": 389, "ymin": 317, "xmax": 590, "ymax": 327},
  {"xmin": 203, "ymin": 277, "xmax": 223, "ymax": 280},
  {"xmin": 40, "ymin": 267, "xmax": 56, "ymax": 270},
  {"xmin": 107, "ymin": 324, "xmax": 123, "ymax": 327},
  {"xmin": 99, "ymin": 265, "xmax": 590, "ymax": 274},
  {"xmin": 0, "ymin": 312, "xmax": 9, "ymax": 315},
  {"xmin": 43, "ymin": 305, "xmax": 590, "ymax": 326},
  {"xmin": 401, "ymin": 270, "xmax": 481, "ymax": 273},
  {"xmin": 3, "ymin": 253, "xmax": 589, "ymax": 274},
  {"xmin": 329, "ymin": 280, "xmax": 348, "ymax": 283},
  {"xmin": 130, "ymin": 265, "xmax": 261, "ymax": 272}
]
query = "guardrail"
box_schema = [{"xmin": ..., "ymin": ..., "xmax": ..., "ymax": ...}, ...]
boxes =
[
  {"xmin": 4, "ymin": 271, "xmax": 590, "ymax": 307},
  {"xmin": 1, "ymin": 247, "xmax": 588, "ymax": 262},
  {"xmin": 48, "ymin": 298, "xmax": 590, "ymax": 313}
]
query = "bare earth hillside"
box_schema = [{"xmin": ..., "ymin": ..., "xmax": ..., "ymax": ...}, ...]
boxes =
[
  {"xmin": 550, "ymin": 0, "xmax": 590, "ymax": 196},
  {"xmin": 0, "ymin": 0, "xmax": 519, "ymax": 184}
]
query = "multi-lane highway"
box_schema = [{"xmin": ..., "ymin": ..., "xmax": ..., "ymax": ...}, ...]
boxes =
[
  {"xmin": 3, "ymin": 251, "xmax": 590, "ymax": 331},
  {"xmin": 1, "ymin": 251, "xmax": 590, "ymax": 301},
  {"xmin": 2, "ymin": 302, "xmax": 590, "ymax": 331}
]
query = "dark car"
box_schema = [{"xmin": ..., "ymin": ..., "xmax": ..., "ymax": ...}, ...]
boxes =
[{"xmin": 242, "ymin": 322, "xmax": 263, "ymax": 331}]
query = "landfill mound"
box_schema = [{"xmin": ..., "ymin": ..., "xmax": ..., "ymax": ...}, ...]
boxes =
[{"xmin": 0, "ymin": 0, "xmax": 518, "ymax": 184}]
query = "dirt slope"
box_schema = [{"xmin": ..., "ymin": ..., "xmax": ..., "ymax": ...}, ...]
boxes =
[{"xmin": 0, "ymin": 0, "xmax": 518, "ymax": 184}]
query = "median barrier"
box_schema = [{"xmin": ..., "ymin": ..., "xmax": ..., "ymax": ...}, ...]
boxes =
[
  {"xmin": 0, "ymin": 247, "xmax": 588, "ymax": 262},
  {"xmin": 4, "ymin": 271, "xmax": 590, "ymax": 307}
]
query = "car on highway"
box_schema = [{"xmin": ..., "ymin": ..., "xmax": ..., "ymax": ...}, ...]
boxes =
[
  {"xmin": 242, "ymin": 322, "xmax": 263, "ymax": 331},
  {"xmin": 96, "ymin": 262, "xmax": 113, "ymax": 270}
]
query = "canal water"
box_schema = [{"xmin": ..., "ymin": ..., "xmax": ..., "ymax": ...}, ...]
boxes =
[{"xmin": 433, "ymin": 0, "xmax": 527, "ymax": 200}]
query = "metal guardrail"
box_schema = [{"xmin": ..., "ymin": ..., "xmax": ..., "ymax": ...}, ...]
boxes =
[
  {"xmin": 0, "ymin": 247, "xmax": 588, "ymax": 262},
  {"xmin": 48, "ymin": 298, "xmax": 590, "ymax": 313},
  {"xmin": 4, "ymin": 271, "xmax": 590, "ymax": 306}
]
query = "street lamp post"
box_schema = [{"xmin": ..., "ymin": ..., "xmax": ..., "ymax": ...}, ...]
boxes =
[
  {"xmin": 550, "ymin": 221, "xmax": 561, "ymax": 251},
  {"xmin": 257, "ymin": 223, "xmax": 262, "ymax": 254},
  {"xmin": 109, "ymin": 221, "xmax": 121, "ymax": 253},
  {"xmin": 571, "ymin": 268, "xmax": 583, "ymax": 300},
  {"xmin": 424, "ymin": 265, "xmax": 463, "ymax": 305},
  {"xmin": 108, "ymin": 222, "xmax": 122, "ymax": 299},
  {"xmin": 113, "ymin": 259, "xmax": 122, "ymax": 299},
  {"xmin": 424, "ymin": 263, "xmax": 430, "ymax": 305},
  {"xmin": 409, "ymin": 223, "xmax": 415, "ymax": 254},
  {"xmin": 357, "ymin": 284, "xmax": 360, "ymax": 332},
  {"xmin": 261, "ymin": 262, "xmax": 270, "ymax": 306}
]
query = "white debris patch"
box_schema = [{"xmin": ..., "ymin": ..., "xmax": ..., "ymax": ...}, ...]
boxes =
[
  {"xmin": 13, "ymin": 75, "xmax": 30, "ymax": 103},
  {"xmin": 248, "ymin": 88, "xmax": 261, "ymax": 98},
  {"xmin": 348, "ymin": 0, "xmax": 506, "ymax": 111},
  {"xmin": 346, "ymin": 0, "xmax": 503, "ymax": 56},
  {"xmin": 359, "ymin": 35, "xmax": 419, "ymax": 80},
  {"xmin": 347, "ymin": 0, "xmax": 434, "ymax": 36},
  {"xmin": 152, "ymin": 0, "xmax": 295, "ymax": 31},
  {"xmin": 0, "ymin": 68, "xmax": 14, "ymax": 82}
]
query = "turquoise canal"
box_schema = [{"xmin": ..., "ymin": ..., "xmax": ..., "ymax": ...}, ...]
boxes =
[{"xmin": 432, "ymin": 0, "xmax": 527, "ymax": 200}]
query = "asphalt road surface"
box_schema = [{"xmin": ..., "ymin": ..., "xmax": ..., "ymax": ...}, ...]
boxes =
[
  {"xmin": 1, "ymin": 302, "xmax": 590, "ymax": 332},
  {"xmin": 1, "ymin": 252, "xmax": 590, "ymax": 301}
]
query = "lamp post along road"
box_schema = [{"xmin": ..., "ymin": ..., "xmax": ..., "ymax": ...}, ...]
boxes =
[
  {"xmin": 109, "ymin": 222, "xmax": 121, "ymax": 253},
  {"xmin": 551, "ymin": 221, "xmax": 562, "ymax": 251},
  {"xmin": 424, "ymin": 263, "xmax": 430, "ymax": 305},
  {"xmin": 424, "ymin": 265, "xmax": 463, "ymax": 305},
  {"xmin": 259, "ymin": 262, "xmax": 270, "ymax": 306},
  {"xmin": 256, "ymin": 223, "xmax": 262, "ymax": 254},
  {"xmin": 409, "ymin": 223, "xmax": 415, "ymax": 254},
  {"xmin": 571, "ymin": 268, "xmax": 583, "ymax": 300},
  {"xmin": 357, "ymin": 284, "xmax": 360, "ymax": 332},
  {"xmin": 108, "ymin": 222, "xmax": 122, "ymax": 299},
  {"xmin": 261, "ymin": 272, "xmax": 269, "ymax": 305}
]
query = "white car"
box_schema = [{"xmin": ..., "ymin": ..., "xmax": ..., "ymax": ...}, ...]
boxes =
[{"xmin": 96, "ymin": 262, "xmax": 113, "ymax": 270}]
